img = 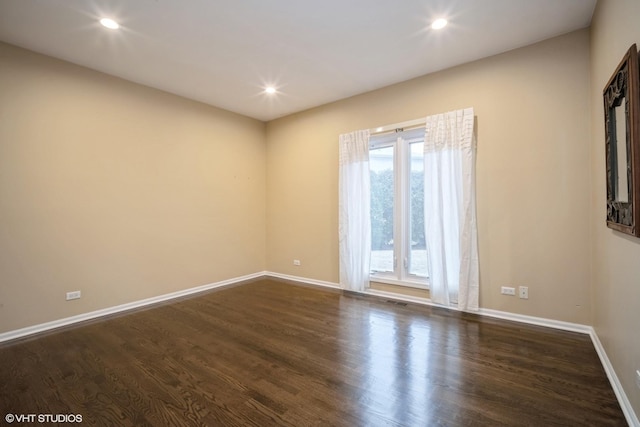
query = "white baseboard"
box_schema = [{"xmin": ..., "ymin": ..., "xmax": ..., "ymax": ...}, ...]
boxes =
[
  {"xmin": 0, "ymin": 271, "xmax": 266, "ymax": 344},
  {"xmin": 265, "ymin": 271, "xmax": 341, "ymax": 289},
  {"xmin": 477, "ymin": 308, "xmax": 592, "ymax": 334},
  {"xmin": 590, "ymin": 330, "xmax": 640, "ymax": 427}
]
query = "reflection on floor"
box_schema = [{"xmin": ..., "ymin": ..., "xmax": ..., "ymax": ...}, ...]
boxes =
[{"xmin": 0, "ymin": 278, "xmax": 625, "ymax": 426}]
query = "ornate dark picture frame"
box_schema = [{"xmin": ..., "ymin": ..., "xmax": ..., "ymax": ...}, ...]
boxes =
[{"xmin": 603, "ymin": 44, "xmax": 640, "ymax": 237}]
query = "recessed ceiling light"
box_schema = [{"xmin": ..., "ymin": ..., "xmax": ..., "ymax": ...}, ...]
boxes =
[
  {"xmin": 265, "ymin": 86, "xmax": 276, "ymax": 94},
  {"xmin": 431, "ymin": 18, "xmax": 447, "ymax": 30},
  {"xmin": 100, "ymin": 18, "xmax": 119, "ymax": 30}
]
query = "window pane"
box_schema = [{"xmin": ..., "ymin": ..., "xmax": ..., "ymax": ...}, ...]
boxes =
[
  {"xmin": 370, "ymin": 145, "xmax": 394, "ymax": 273},
  {"xmin": 409, "ymin": 142, "xmax": 428, "ymax": 277}
]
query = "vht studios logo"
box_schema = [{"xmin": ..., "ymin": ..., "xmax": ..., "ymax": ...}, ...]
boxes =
[{"xmin": 5, "ymin": 413, "xmax": 83, "ymax": 423}]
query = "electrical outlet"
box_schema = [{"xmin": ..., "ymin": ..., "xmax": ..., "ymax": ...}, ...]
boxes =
[
  {"xmin": 293, "ymin": 259, "xmax": 301, "ymax": 266},
  {"xmin": 66, "ymin": 291, "xmax": 81, "ymax": 301},
  {"xmin": 501, "ymin": 286, "xmax": 515, "ymax": 296},
  {"xmin": 519, "ymin": 286, "xmax": 529, "ymax": 299}
]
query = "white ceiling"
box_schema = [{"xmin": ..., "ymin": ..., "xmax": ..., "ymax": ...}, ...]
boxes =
[{"xmin": 0, "ymin": 0, "xmax": 596, "ymax": 121}]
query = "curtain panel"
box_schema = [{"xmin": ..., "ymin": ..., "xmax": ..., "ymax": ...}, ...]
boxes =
[
  {"xmin": 423, "ymin": 108, "xmax": 479, "ymax": 311},
  {"xmin": 338, "ymin": 130, "xmax": 371, "ymax": 292}
]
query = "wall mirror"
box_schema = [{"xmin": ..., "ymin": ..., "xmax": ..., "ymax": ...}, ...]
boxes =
[{"xmin": 603, "ymin": 44, "xmax": 640, "ymax": 237}]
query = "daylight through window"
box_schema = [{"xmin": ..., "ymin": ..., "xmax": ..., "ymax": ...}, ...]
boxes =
[{"xmin": 369, "ymin": 128, "xmax": 428, "ymax": 287}]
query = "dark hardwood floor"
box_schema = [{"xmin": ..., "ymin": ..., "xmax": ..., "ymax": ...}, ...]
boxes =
[{"xmin": 0, "ymin": 279, "xmax": 626, "ymax": 426}]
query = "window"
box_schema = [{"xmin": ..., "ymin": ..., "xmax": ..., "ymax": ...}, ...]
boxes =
[{"xmin": 369, "ymin": 128, "xmax": 428, "ymax": 287}]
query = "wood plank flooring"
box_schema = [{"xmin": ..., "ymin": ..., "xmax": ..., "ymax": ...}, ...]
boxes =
[{"xmin": 0, "ymin": 279, "xmax": 626, "ymax": 426}]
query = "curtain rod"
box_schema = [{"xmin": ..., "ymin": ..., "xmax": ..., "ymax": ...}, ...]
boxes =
[{"xmin": 369, "ymin": 117, "xmax": 426, "ymax": 136}]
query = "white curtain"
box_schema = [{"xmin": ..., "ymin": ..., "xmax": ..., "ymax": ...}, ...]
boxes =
[
  {"xmin": 423, "ymin": 108, "xmax": 479, "ymax": 311},
  {"xmin": 338, "ymin": 129, "xmax": 371, "ymax": 292}
]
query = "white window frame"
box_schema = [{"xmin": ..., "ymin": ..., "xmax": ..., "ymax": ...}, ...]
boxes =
[{"xmin": 369, "ymin": 127, "xmax": 429, "ymax": 289}]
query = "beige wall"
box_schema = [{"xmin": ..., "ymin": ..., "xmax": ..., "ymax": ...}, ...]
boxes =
[
  {"xmin": 590, "ymin": 0, "xmax": 640, "ymax": 417},
  {"xmin": 0, "ymin": 42, "xmax": 267, "ymax": 333},
  {"xmin": 266, "ymin": 30, "xmax": 592, "ymax": 324},
  {"xmin": 0, "ymin": 30, "xmax": 596, "ymax": 331}
]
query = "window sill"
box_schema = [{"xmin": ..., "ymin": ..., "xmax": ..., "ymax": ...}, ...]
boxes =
[
  {"xmin": 368, "ymin": 280, "xmax": 431, "ymax": 300},
  {"xmin": 369, "ymin": 275, "xmax": 429, "ymax": 290}
]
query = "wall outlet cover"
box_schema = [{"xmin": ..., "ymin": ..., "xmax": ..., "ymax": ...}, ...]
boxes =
[
  {"xmin": 66, "ymin": 291, "xmax": 81, "ymax": 300},
  {"xmin": 501, "ymin": 286, "xmax": 515, "ymax": 296},
  {"xmin": 519, "ymin": 286, "xmax": 529, "ymax": 299}
]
